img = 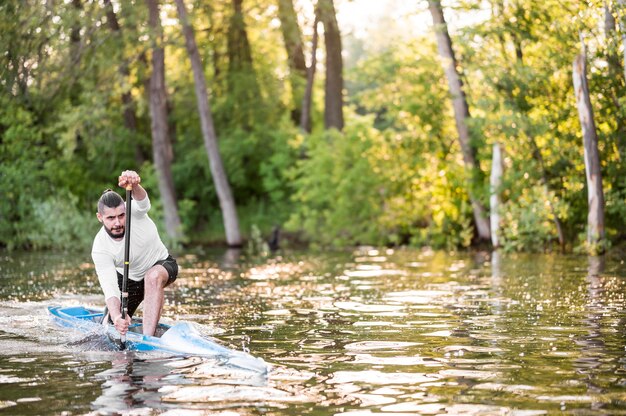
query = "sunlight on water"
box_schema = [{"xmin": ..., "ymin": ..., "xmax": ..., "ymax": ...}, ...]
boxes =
[{"xmin": 1, "ymin": 249, "xmax": 626, "ymax": 414}]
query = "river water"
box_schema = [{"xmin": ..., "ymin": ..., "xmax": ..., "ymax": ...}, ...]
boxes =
[{"xmin": 1, "ymin": 247, "xmax": 626, "ymax": 415}]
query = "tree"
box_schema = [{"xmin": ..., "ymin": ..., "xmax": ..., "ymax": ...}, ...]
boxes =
[
  {"xmin": 104, "ymin": 0, "xmax": 146, "ymax": 166},
  {"xmin": 490, "ymin": 143, "xmax": 503, "ymax": 248},
  {"xmin": 68, "ymin": 0, "xmax": 83, "ymax": 104},
  {"xmin": 318, "ymin": 0, "xmax": 344, "ymax": 131},
  {"xmin": 277, "ymin": 0, "xmax": 307, "ymax": 125},
  {"xmin": 146, "ymin": 0, "xmax": 183, "ymax": 241},
  {"xmin": 618, "ymin": 0, "xmax": 626, "ymax": 82},
  {"xmin": 427, "ymin": 0, "xmax": 490, "ymax": 241},
  {"xmin": 301, "ymin": 10, "xmax": 320, "ymax": 133},
  {"xmin": 226, "ymin": 0, "xmax": 261, "ymax": 129},
  {"xmin": 174, "ymin": 0, "xmax": 242, "ymax": 247},
  {"xmin": 573, "ymin": 40, "xmax": 605, "ymax": 251}
]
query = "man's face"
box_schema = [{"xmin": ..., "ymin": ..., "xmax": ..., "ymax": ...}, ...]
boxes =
[{"xmin": 97, "ymin": 204, "xmax": 126, "ymax": 240}]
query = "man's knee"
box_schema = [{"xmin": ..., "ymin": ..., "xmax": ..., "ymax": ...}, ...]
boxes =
[{"xmin": 144, "ymin": 266, "xmax": 168, "ymax": 289}]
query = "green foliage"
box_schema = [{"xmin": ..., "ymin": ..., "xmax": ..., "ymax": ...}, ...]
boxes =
[
  {"xmin": 247, "ymin": 224, "xmax": 270, "ymax": 257},
  {"xmin": 499, "ymin": 185, "xmax": 567, "ymax": 252},
  {"xmin": 604, "ymin": 182, "xmax": 626, "ymax": 241},
  {"xmin": 257, "ymin": 118, "xmax": 303, "ymax": 208},
  {"xmin": 3, "ymin": 0, "xmax": 626, "ymax": 254},
  {"xmin": 0, "ymin": 95, "xmax": 97, "ymax": 251},
  {"xmin": 0, "ymin": 97, "xmax": 50, "ymax": 249},
  {"xmin": 287, "ymin": 118, "xmax": 386, "ymax": 246},
  {"xmin": 286, "ymin": 107, "xmax": 477, "ymax": 249},
  {"xmin": 25, "ymin": 193, "xmax": 96, "ymax": 251},
  {"xmin": 575, "ymin": 235, "xmax": 611, "ymax": 256},
  {"xmin": 455, "ymin": 0, "xmax": 616, "ymax": 252},
  {"xmin": 342, "ymin": 39, "xmax": 478, "ymax": 249}
]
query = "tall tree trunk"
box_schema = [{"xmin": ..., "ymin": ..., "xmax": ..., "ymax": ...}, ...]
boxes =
[
  {"xmin": 277, "ymin": 0, "xmax": 307, "ymax": 125},
  {"xmin": 301, "ymin": 12, "xmax": 320, "ymax": 133},
  {"xmin": 174, "ymin": 0, "xmax": 242, "ymax": 247},
  {"xmin": 226, "ymin": 0, "xmax": 261, "ymax": 129},
  {"xmin": 317, "ymin": 0, "xmax": 344, "ymax": 131},
  {"xmin": 146, "ymin": 0, "xmax": 183, "ymax": 241},
  {"xmin": 603, "ymin": 2, "xmax": 623, "ymax": 100},
  {"xmin": 428, "ymin": 0, "xmax": 490, "ymax": 241},
  {"xmin": 605, "ymin": 1, "xmax": 616, "ymax": 35},
  {"xmin": 490, "ymin": 143, "xmax": 503, "ymax": 248},
  {"xmin": 573, "ymin": 41, "xmax": 605, "ymax": 251},
  {"xmin": 104, "ymin": 0, "xmax": 146, "ymax": 166},
  {"xmin": 68, "ymin": 0, "xmax": 83, "ymax": 105},
  {"xmin": 227, "ymin": 0, "xmax": 254, "ymax": 74},
  {"xmin": 199, "ymin": 3, "xmax": 221, "ymax": 81},
  {"xmin": 69, "ymin": 0, "xmax": 83, "ymax": 66},
  {"xmin": 618, "ymin": 0, "xmax": 626, "ymax": 83}
]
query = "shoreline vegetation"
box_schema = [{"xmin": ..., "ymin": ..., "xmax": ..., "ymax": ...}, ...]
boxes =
[{"xmin": 2, "ymin": 1, "xmax": 625, "ymax": 254}]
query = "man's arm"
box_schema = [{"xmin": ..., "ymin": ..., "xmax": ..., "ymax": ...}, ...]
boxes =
[{"xmin": 105, "ymin": 296, "xmax": 131, "ymax": 336}]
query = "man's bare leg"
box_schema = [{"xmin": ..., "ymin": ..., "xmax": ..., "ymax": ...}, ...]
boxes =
[{"xmin": 142, "ymin": 265, "xmax": 169, "ymax": 336}]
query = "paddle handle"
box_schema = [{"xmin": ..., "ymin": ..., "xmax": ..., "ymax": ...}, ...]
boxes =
[{"xmin": 120, "ymin": 185, "xmax": 133, "ymax": 347}]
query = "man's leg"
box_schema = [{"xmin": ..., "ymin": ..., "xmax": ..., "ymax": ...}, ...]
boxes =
[
  {"xmin": 142, "ymin": 264, "xmax": 169, "ymax": 336},
  {"xmin": 116, "ymin": 272, "xmax": 145, "ymax": 319}
]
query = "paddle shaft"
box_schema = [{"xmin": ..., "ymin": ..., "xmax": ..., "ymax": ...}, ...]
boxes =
[{"xmin": 120, "ymin": 185, "xmax": 132, "ymax": 347}]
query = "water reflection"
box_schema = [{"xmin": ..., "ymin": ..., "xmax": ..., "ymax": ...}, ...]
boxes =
[
  {"xmin": 92, "ymin": 354, "xmax": 174, "ymax": 413},
  {"xmin": 572, "ymin": 256, "xmax": 610, "ymax": 411},
  {"xmin": 92, "ymin": 352, "xmax": 274, "ymax": 413},
  {"xmin": 220, "ymin": 247, "xmax": 243, "ymax": 269},
  {"xmin": 2, "ymin": 248, "xmax": 626, "ymax": 414}
]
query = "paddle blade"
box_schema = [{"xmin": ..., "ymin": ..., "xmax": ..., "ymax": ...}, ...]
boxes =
[{"xmin": 160, "ymin": 323, "xmax": 269, "ymax": 374}]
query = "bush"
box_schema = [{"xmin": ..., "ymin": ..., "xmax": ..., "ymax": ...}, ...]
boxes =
[
  {"xmin": 286, "ymin": 118, "xmax": 386, "ymax": 246},
  {"xmin": 499, "ymin": 185, "xmax": 568, "ymax": 252},
  {"xmin": 25, "ymin": 193, "xmax": 97, "ymax": 251},
  {"xmin": 286, "ymin": 113, "xmax": 478, "ymax": 249}
]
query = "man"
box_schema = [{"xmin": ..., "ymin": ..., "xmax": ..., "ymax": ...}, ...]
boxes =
[{"xmin": 92, "ymin": 170, "xmax": 178, "ymax": 337}]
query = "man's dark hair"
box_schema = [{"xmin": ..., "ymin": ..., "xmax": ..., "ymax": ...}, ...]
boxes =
[{"xmin": 98, "ymin": 189, "xmax": 124, "ymax": 214}]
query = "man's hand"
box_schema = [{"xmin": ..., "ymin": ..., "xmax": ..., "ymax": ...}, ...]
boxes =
[
  {"xmin": 113, "ymin": 315, "xmax": 132, "ymax": 336},
  {"xmin": 118, "ymin": 170, "xmax": 141, "ymax": 190}
]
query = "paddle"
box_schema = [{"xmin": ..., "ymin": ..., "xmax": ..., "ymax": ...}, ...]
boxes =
[{"xmin": 120, "ymin": 184, "xmax": 133, "ymax": 349}]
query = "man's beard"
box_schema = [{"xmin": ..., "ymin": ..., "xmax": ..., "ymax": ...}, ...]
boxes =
[{"xmin": 104, "ymin": 225, "xmax": 125, "ymax": 239}]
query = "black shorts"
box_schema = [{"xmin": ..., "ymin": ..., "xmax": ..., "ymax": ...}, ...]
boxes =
[{"xmin": 116, "ymin": 254, "xmax": 178, "ymax": 317}]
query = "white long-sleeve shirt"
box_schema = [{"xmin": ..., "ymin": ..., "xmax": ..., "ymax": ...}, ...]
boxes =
[{"xmin": 91, "ymin": 196, "xmax": 169, "ymax": 302}]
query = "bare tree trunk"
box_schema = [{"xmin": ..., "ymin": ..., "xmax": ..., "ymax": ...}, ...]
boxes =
[
  {"xmin": 70, "ymin": 0, "xmax": 82, "ymax": 58},
  {"xmin": 603, "ymin": 2, "xmax": 623, "ymax": 98},
  {"xmin": 573, "ymin": 41, "xmax": 605, "ymax": 250},
  {"xmin": 277, "ymin": 0, "xmax": 307, "ymax": 125},
  {"xmin": 605, "ymin": 1, "xmax": 616, "ymax": 35},
  {"xmin": 104, "ymin": 0, "xmax": 146, "ymax": 166},
  {"xmin": 226, "ymin": 0, "xmax": 261, "ymax": 130},
  {"xmin": 300, "ymin": 12, "xmax": 319, "ymax": 133},
  {"xmin": 175, "ymin": 0, "xmax": 242, "ymax": 247},
  {"xmin": 428, "ymin": 0, "xmax": 490, "ymax": 241},
  {"xmin": 146, "ymin": 0, "xmax": 183, "ymax": 241},
  {"xmin": 618, "ymin": 0, "xmax": 626, "ymax": 83},
  {"xmin": 490, "ymin": 143, "xmax": 503, "ymax": 248},
  {"xmin": 68, "ymin": 0, "xmax": 83, "ymax": 104},
  {"xmin": 318, "ymin": 0, "xmax": 344, "ymax": 131},
  {"xmin": 198, "ymin": 4, "xmax": 222, "ymax": 81},
  {"xmin": 227, "ymin": 0, "xmax": 255, "ymax": 75}
]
